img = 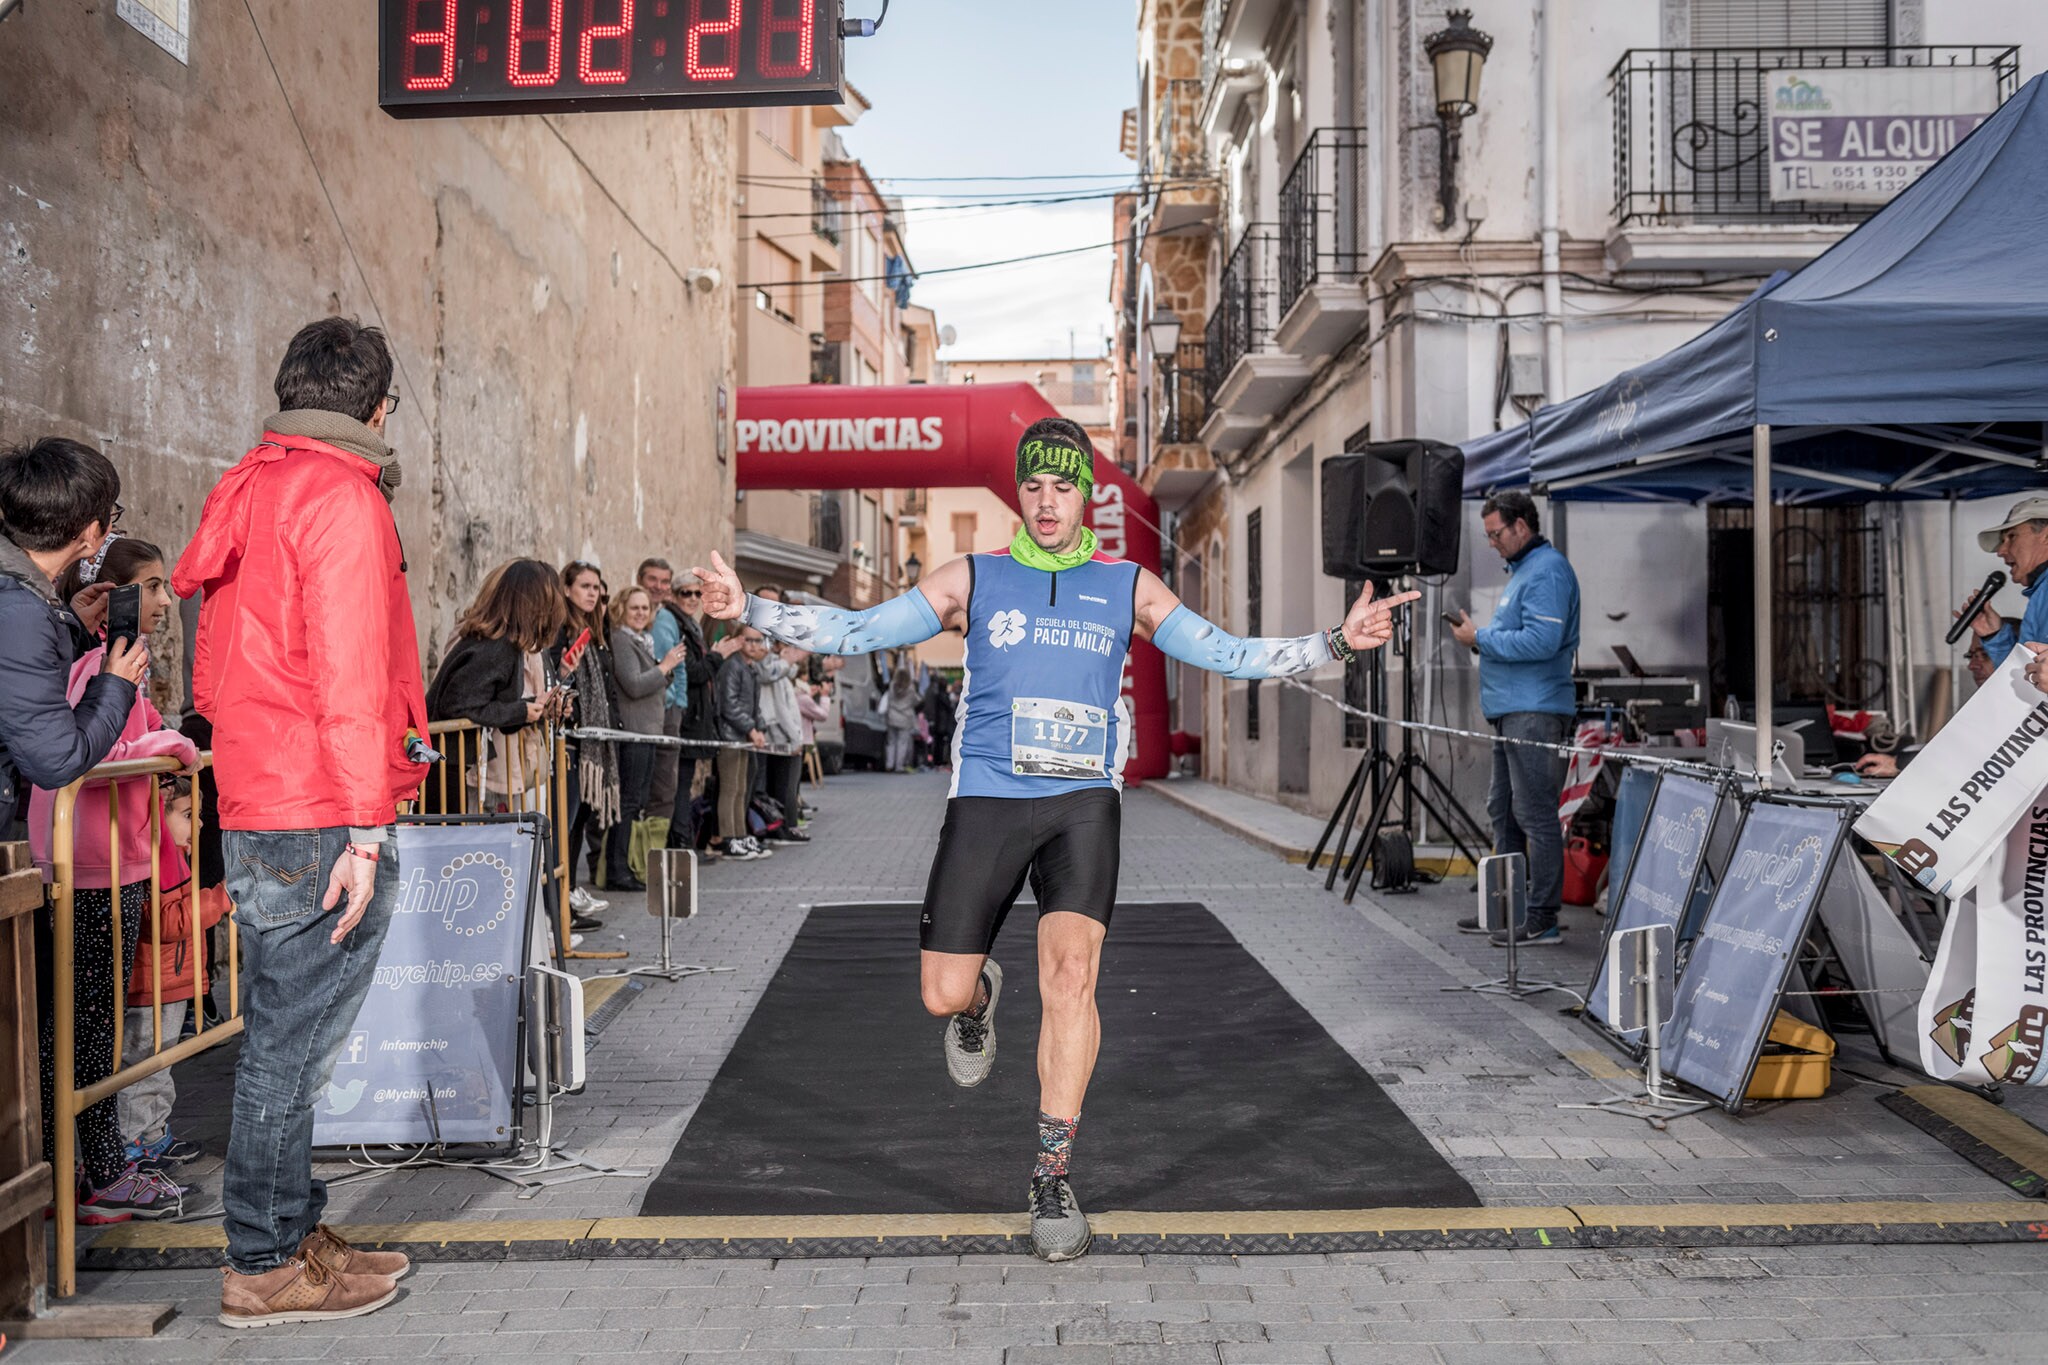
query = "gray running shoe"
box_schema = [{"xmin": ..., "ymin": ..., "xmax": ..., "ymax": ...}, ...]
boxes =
[
  {"xmin": 943, "ymin": 959, "xmax": 1002, "ymax": 1087},
  {"xmin": 1029, "ymin": 1176, "xmax": 1091, "ymax": 1262}
]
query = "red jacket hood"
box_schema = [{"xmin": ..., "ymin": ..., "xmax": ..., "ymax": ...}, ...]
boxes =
[{"xmin": 172, "ymin": 433, "xmax": 384, "ymax": 598}]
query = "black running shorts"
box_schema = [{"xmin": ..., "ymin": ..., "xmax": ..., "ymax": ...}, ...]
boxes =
[{"xmin": 919, "ymin": 789, "xmax": 1122, "ymax": 954}]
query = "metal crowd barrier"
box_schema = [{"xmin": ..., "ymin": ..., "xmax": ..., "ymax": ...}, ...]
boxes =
[
  {"xmin": 46, "ymin": 749, "xmax": 237, "ymax": 1298},
  {"xmin": 39, "ymin": 716, "xmax": 623, "ymax": 1296}
]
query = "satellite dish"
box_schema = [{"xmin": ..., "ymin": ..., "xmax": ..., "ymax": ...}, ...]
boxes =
[{"xmin": 939, "ymin": 325, "xmax": 958, "ymax": 348}]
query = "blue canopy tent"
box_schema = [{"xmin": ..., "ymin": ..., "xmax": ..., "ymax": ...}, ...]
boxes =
[{"xmin": 1463, "ymin": 73, "xmax": 2048, "ymax": 772}]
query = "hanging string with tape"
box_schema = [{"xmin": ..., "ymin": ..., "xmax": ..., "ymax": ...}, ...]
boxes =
[{"xmin": 1271, "ymin": 674, "xmax": 1737, "ymax": 782}]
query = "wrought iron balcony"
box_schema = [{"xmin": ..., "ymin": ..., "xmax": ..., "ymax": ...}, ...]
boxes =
[
  {"xmin": 1200, "ymin": 0, "xmax": 1226, "ymax": 98},
  {"xmin": 1204, "ymin": 225, "xmax": 1279, "ymax": 403},
  {"xmin": 1277, "ymin": 127, "xmax": 1369, "ymax": 320},
  {"xmin": 1159, "ymin": 341, "xmax": 1207, "ymax": 446},
  {"xmin": 1150, "ymin": 77, "xmax": 1209, "ymax": 182},
  {"xmin": 1610, "ymin": 46, "xmax": 2018, "ymax": 228},
  {"xmin": 811, "ymin": 179, "xmax": 842, "ymax": 244}
]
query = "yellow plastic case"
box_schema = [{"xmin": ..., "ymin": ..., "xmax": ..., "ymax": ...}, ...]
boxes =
[{"xmin": 1746, "ymin": 1010, "xmax": 1836, "ymax": 1101}]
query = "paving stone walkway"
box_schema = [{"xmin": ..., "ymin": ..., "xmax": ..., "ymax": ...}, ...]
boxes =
[{"xmin": 23, "ymin": 771, "xmax": 2048, "ymax": 1362}]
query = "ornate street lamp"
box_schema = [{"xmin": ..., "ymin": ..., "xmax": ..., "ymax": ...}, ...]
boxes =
[
  {"xmin": 1422, "ymin": 9, "xmax": 1493, "ymax": 228},
  {"xmin": 904, "ymin": 551, "xmax": 922, "ymax": 586},
  {"xmin": 1146, "ymin": 306, "xmax": 1183, "ymax": 362}
]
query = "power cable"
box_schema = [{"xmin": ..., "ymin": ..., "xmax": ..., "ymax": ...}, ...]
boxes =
[
  {"xmin": 737, "ymin": 232, "xmax": 1140, "ymax": 292},
  {"xmin": 238, "ymin": 0, "xmax": 480, "ymax": 531},
  {"xmin": 737, "ymin": 184, "xmax": 1207, "ymax": 220},
  {"xmin": 735, "ymin": 171, "xmax": 1151, "ymax": 183}
]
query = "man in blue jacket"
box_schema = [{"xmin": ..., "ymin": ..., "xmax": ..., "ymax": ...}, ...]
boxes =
[
  {"xmin": 1450, "ymin": 489, "xmax": 1581, "ymax": 946},
  {"xmin": 0, "ymin": 438, "xmax": 149, "ymax": 835}
]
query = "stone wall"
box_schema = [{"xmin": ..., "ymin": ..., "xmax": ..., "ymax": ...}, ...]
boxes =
[{"xmin": 0, "ymin": 2, "xmax": 738, "ymax": 690}]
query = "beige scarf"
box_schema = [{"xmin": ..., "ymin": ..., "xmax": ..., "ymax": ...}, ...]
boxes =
[{"xmin": 264, "ymin": 409, "xmax": 402, "ymax": 502}]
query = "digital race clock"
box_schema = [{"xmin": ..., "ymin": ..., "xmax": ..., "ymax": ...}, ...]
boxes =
[{"xmin": 379, "ymin": 0, "xmax": 844, "ymax": 118}]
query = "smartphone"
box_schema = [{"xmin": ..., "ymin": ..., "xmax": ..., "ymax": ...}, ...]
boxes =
[
  {"xmin": 559, "ymin": 626, "xmax": 593, "ymax": 672},
  {"xmin": 1441, "ymin": 612, "xmax": 1462, "ymax": 630},
  {"xmin": 107, "ymin": 582, "xmax": 142, "ymax": 650}
]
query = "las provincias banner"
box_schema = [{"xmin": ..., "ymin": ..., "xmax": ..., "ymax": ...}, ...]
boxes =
[
  {"xmin": 1856, "ymin": 647, "xmax": 2048, "ymax": 1084},
  {"xmin": 1920, "ymin": 807, "xmax": 2048, "ymax": 1086}
]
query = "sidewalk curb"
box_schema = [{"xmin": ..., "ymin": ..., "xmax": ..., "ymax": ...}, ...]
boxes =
[{"xmin": 1139, "ymin": 780, "xmax": 1475, "ymax": 875}]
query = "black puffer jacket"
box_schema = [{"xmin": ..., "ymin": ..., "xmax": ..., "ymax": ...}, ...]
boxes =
[{"xmin": 0, "ymin": 535, "xmax": 134, "ymax": 834}]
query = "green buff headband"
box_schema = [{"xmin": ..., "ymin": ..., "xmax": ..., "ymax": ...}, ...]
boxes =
[{"xmin": 1016, "ymin": 435, "xmax": 1094, "ymax": 499}]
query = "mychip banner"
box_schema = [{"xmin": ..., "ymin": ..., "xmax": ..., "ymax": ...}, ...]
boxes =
[
  {"xmin": 1663, "ymin": 800, "xmax": 1847, "ymax": 1110},
  {"xmin": 1586, "ymin": 771, "xmax": 1724, "ymax": 1045},
  {"xmin": 1918, "ymin": 805, "xmax": 2048, "ymax": 1087},
  {"xmin": 1767, "ymin": 67, "xmax": 1998, "ymax": 204},
  {"xmin": 1854, "ymin": 647, "xmax": 2048, "ymax": 897},
  {"xmin": 313, "ymin": 816, "xmax": 543, "ymax": 1151}
]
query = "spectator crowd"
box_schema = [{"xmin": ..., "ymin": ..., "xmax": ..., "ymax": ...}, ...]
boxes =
[{"xmin": 0, "ymin": 314, "xmax": 951, "ymax": 1326}]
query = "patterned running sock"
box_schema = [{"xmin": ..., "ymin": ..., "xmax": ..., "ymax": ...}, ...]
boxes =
[
  {"xmin": 1033, "ymin": 1111, "xmax": 1080, "ymax": 1179},
  {"xmin": 961, "ymin": 971, "xmax": 992, "ymax": 1020}
]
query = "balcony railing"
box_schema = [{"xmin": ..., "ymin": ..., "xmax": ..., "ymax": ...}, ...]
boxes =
[
  {"xmin": 1200, "ymin": 0, "xmax": 1226, "ymax": 98},
  {"xmin": 1150, "ymin": 77, "xmax": 1208, "ymax": 182},
  {"xmin": 811, "ymin": 179, "xmax": 842, "ymax": 244},
  {"xmin": 1204, "ymin": 224, "xmax": 1279, "ymax": 403},
  {"xmin": 1611, "ymin": 46, "xmax": 2019, "ymax": 227},
  {"xmin": 1159, "ymin": 340, "xmax": 1207, "ymax": 446},
  {"xmin": 1277, "ymin": 127, "xmax": 1368, "ymax": 317}
]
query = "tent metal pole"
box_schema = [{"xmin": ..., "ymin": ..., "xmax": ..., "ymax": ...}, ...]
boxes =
[
  {"xmin": 1753, "ymin": 424, "xmax": 1774, "ymax": 786},
  {"xmin": 1949, "ymin": 494, "xmax": 1962, "ymax": 722}
]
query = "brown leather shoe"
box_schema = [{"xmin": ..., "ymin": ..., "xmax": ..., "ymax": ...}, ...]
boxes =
[
  {"xmin": 217, "ymin": 1256, "xmax": 396, "ymax": 1329},
  {"xmin": 300, "ymin": 1223, "xmax": 412, "ymax": 1280}
]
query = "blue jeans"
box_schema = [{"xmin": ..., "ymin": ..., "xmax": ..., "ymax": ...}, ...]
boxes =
[
  {"xmin": 221, "ymin": 826, "xmax": 396, "ymax": 1274},
  {"xmin": 1486, "ymin": 712, "xmax": 1569, "ymax": 930}
]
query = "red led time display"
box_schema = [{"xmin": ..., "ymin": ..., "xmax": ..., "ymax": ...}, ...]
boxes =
[{"xmin": 379, "ymin": 0, "xmax": 842, "ymax": 118}]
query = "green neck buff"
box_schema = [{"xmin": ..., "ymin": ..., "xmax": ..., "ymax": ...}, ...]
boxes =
[{"xmin": 1009, "ymin": 524, "xmax": 1098, "ymax": 572}]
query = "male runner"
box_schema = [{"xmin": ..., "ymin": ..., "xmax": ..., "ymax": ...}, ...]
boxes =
[{"xmin": 693, "ymin": 417, "xmax": 1417, "ymax": 1261}]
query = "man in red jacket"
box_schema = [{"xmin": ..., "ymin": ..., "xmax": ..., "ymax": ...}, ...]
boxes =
[{"xmin": 174, "ymin": 318, "xmax": 426, "ymax": 1329}]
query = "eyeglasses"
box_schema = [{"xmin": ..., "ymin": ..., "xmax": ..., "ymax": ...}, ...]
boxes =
[
  {"xmin": 109, "ymin": 500, "xmax": 125, "ymax": 531},
  {"xmin": 384, "ymin": 392, "xmax": 401, "ymax": 413},
  {"xmin": 677, "ymin": 589, "xmax": 703, "ymax": 598}
]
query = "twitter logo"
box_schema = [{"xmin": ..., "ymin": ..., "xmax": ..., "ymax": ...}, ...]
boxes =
[{"xmin": 324, "ymin": 1078, "xmax": 367, "ymax": 1115}]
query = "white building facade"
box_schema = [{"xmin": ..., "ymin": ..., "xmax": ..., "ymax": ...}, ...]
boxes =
[{"xmin": 1123, "ymin": 0, "xmax": 2048, "ymax": 820}]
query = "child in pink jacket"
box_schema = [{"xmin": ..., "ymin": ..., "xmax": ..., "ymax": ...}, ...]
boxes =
[{"xmin": 30, "ymin": 536, "xmax": 194, "ymax": 1223}]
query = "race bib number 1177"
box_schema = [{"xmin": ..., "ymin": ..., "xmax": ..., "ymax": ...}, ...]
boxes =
[{"xmin": 1010, "ymin": 696, "xmax": 1108, "ymax": 780}]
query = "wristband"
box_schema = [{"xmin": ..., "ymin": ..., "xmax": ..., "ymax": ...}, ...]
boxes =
[
  {"xmin": 1326, "ymin": 627, "xmax": 1357, "ymax": 664},
  {"xmin": 346, "ymin": 842, "xmax": 381, "ymax": 864}
]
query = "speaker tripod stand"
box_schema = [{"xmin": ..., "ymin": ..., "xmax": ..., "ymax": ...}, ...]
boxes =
[{"xmin": 1310, "ymin": 593, "xmax": 1490, "ymax": 904}]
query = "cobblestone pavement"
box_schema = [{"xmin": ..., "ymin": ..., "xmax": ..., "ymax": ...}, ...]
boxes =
[{"xmin": 24, "ymin": 771, "xmax": 2048, "ymax": 1362}]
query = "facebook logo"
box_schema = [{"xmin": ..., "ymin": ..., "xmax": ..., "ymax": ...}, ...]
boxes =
[{"xmin": 341, "ymin": 1031, "xmax": 368, "ymax": 1066}]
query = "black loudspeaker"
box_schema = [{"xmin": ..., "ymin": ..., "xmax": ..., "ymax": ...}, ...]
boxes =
[{"xmin": 1320, "ymin": 440, "xmax": 1465, "ymax": 577}]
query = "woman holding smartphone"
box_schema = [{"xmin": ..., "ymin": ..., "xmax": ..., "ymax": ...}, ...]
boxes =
[
  {"xmin": 31, "ymin": 536, "xmax": 196, "ymax": 1222},
  {"xmin": 556, "ymin": 561, "xmax": 620, "ymax": 913},
  {"xmin": 604, "ymin": 585, "xmax": 690, "ymax": 894}
]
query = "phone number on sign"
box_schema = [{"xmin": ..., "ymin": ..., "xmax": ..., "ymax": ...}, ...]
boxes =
[{"xmin": 1804, "ymin": 162, "xmax": 1926, "ymax": 195}]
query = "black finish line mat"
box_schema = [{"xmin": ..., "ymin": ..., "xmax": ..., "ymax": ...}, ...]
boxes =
[
  {"xmin": 1880, "ymin": 1086, "xmax": 2048, "ymax": 1199},
  {"xmin": 643, "ymin": 900, "xmax": 1479, "ymax": 1218}
]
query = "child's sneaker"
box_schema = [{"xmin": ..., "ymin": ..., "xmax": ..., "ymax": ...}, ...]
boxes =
[
  {"xmin": 91, "ymin": 1163, "xmax": 186, "ymax": 1220},
  {"xmin": 126, "ymin": 1130, "xmax": 203, "ymax": 1168},
  {"xmin": 71, "ymin": 1185, "xmax": 134, "ymax": 1225}
]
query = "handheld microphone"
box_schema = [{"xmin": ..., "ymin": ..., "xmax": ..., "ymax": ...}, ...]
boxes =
[{"xmin": 1947, "ymin": 571, "xmax": 2007, "ymax": 646}]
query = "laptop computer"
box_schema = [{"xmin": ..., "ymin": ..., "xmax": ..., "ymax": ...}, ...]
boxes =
[{"xmin": 1705, "ymin": 718, "xmax": 1804, "ymax": 786}]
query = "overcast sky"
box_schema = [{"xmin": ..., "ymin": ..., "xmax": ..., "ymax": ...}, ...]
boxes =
[{"xmin": 839, "ymin": 3, "xmax": 1134, "ymax": 361}]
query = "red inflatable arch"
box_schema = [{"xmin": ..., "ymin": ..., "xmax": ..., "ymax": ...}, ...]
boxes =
[{"xmin": 736, "ymin": 382, "xmax": 1168, "ymax": 783}]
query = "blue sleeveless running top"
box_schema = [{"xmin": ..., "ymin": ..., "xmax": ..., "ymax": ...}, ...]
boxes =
[{"xmin": 950, "ymin": 549, "xmax": 1141, "ymax": 800}]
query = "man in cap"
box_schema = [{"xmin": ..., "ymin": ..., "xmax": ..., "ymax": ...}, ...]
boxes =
[
  {"xmin": 695, "ymin": 416, "xmax": 1418, "ymax": 1262},
  {"xmin": 1962, "ymin": 497, "xmax": 2048, "ymax": 692}
]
